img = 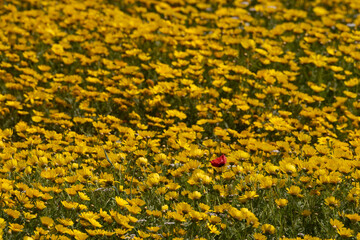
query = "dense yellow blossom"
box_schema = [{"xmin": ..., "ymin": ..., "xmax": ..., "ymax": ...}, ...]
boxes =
[{"xmin": 0, "ymin": 0, "xmax": 359, "ymax": 239}]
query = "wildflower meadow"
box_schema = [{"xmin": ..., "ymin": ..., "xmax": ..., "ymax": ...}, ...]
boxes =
[{"xmin": 1, "ymin": 0, "xmax": 360, "ymax": 239}]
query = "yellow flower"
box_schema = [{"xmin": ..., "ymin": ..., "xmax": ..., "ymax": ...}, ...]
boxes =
[
  {"xmin": 188, "ymin": 191, "xmax": 202, "ymax": 200},
  {"xmin": 167, "ymin": 211, "xmax": 186, "ymax": 222},
  {"xmin": 313, "ymin": 7, "xmax": 328, "ymax": 16},
  {"xmin": 325, "ymin": 196, "xmax": 340, "ymax": 208},
  {"xmin": 61, "ymin": 201, "xmax": 79, "ymax": 210},
  {"xmin": 301, "ymin": 210, "xmax": 312, "ymax": 217},
  {"xmin": 337, "ymin": 227, "xmax": 353, "ymax": 238},
  {"xmin": 136, "ymin": 157, "xmax": 148, "ymax": 166},
  {"xmin": 127, "ymin": 198, "xmax": 146, "ymax": 207},
  {"xmin": 296, "ymin": 132, "xmax": 311, "ymax": 143},
  {"xmin": 259, "ymin": 176, "xmax": 275, "ymax": 189},
  {"xmin": 8, "ymin": 223, "xmax": 24, "ymax": 233},
  {"xmin": 183, "ymin": 160, "xmax": 202, "ymax": 171},
  {"xmin": 176, "ymin": 202, "xmax": 192, "ymax": 215},
  {"xmin": 154, "ymin": 62, "xmax": 177, "ymax": 78},
  {"xmin": 345, "ymin": 213, "xmax": 360, "ymax": 223},
  {"xmin": 228, "ymin": 207, "xmax": 244, "ymax": 221},
  {"xmin": 343, "ymin": 90, "xmax": 357, "ymax": 99},
  {"xmin": 0, "ymin": 218, "xmax": 6, "ymax": 229},
  {"xmin": 279, "ymin": 162, "xmax": 297, "ymax": 175},
  {"xmin": 147, "ymin": 226, "xmax": 160, "ymax": 232},
  {"xmin": 165, "ymin": 191, "xmax": 179, "ymax": 201},
  {"xmin": 78, "ymin": 192, "xmax": 90, "ymax": 201},
  {"xmin": 72, "ymin": 229, "xmax": 89, "ymax": 240},
  {"xmin": 166, "ymin": 109, "xmax": 187, "ymax": 120},
  {"xmin": 187, "ymin": 169, "xmax": 212, "ymax": 185},
  {"xmin": 51, "ymin": 44, "xmax": 65, "ymax": 55},
  {"xmin": 344, "ymin": 78, "xmax": 359, "ymax": 87},
  {"xmin": 287, "ymin": 185, "xmax": 303, "ymax": 197},
  {"xmin": 310, "ymin": 84, "xmax": 325, "ymax": 93},
  {"xmin": 254, "ymin": 233, "xmax": 267, "ymax": 240},
  {"xmin": 209, "ymin": 215, "xmax": 221, "ymax": 224},
  {"xmin": 189, "ymin": 211, "xmax": 206, "ymax": 221},
  {"xmin": 79, "ymin": 211, "xmax": 102, "ymax": 227},
  {"xmin": 23, "ymin": 212, "xmax": 37, "ymax": 220},
  {"xmin": 23, "ymin": 236, "xmax": 34, "ymax": 240},
  {"xmin": 207, "ymin": 223, "xmax": 220, "ymax": 235},
  {"xmin": 115, "ymin": 197, "xmax": 129, "ymax": 208},
  {"xmin": 3, "ymin": 159, "xmax": 18, "ymax": 172},
  {"xmin": 57, "ymin": 218, "xmax": 74, "ymax": 227},
  {"xmin": 146, "ymin": 173, "xmax": 160, "ymax": 188},
  {"xmin": 265, "ymin": 164, "xmax": 279, "ymax": 175},
  {"xmin": 275, "ymin": 199, "xmax": 288, "ymax": 208},
  {"xmin": 40, "ymin": 216, "xmax": 54, "ymax": 228},
  {"xmin": 87, "ymin": 218, "xmax": 103, "ymax": 228},
  {"xmin": 302, "ymin": 144, "xmax": 317, "ymax": 157},
  {"xmin": 261, "ymin": 224, "xmax": 276, "ymax": 234},
  {"xmin": 161, "ymin": 205, "xmax": 169, "ymax": 212},
  {"xmin": 239, "ymin": 191, "xmax": 259, "ymax": 203},
  {"xmin": 125, "ymin": 204, "xmax": 142, "ymax": 215},
  {"xmin": 114, "ymin": 228, "xmax": 130, "ymax": 236},
  {"xmin": 221, "ymin": 171, "xmax": 236, "ymax": 180},
  {"xmin": 3, "ymin": 209, "xmax": 21, "ymax": 219},
  {"xmin": 199, "ymin": 203, "xmax": 210, "ymax": 212}
]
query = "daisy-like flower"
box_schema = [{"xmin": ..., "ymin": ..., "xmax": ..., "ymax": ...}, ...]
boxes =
[
  {"xmin": 8, "ymin": 223, "xmax": 24, "ymax": 233},
  {"xmin": 325, "ymin": 196, "xmax": 340, "ymax": 208},
  {"xmin": 207, "ymin": 223, "xmax": 220, "ymax": 235},
  {"xmin": 337, "ymin": 227, "xmax": 353, "ymax": 238},
  {"xmin": 275, "ymin": 198, "xmax": 288, "ymax": 208},
  {"xmin": 287, "ymin": 185, "xmax": 303, "ymax": 197},
  {"xmin": 261, "ymin": 224, "xmax": 276, "ymax": 234}
]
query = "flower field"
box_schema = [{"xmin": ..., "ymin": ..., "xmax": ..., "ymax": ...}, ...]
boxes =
[{"xmin": 1, "ymin": 0, "xmax": 360, "ymax": 239}]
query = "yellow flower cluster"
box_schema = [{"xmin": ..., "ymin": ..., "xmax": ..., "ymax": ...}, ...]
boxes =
[{"xmin": 0, "ymin": 0, "xmax": 360, "ymax": 239}]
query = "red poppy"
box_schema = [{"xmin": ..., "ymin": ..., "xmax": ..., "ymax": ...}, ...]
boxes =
[{"xmin": 211, "ymin": 155, "xmax": 227, "ymax": 167}]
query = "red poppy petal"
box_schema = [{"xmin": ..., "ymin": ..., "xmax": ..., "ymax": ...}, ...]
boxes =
[{"xmin": 211, "ymin": 155, "xmax": 227, "ymax": 167}]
